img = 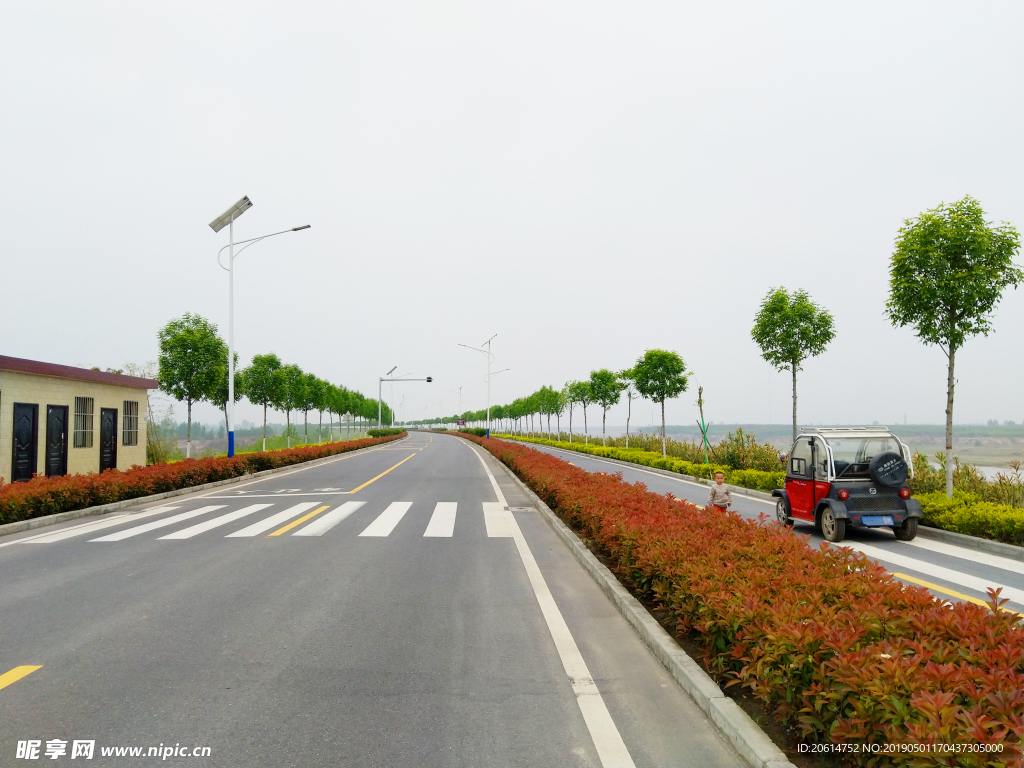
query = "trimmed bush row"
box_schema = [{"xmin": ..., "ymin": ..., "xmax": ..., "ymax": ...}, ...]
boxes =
[
  {"xmin": 462, "ymin": 434, "xmax": 1022, "ymax": 767},
  {"xmin": 502, "ymin": 435, "xmax": 785, "ymax": 493},
  {"xmin": 916, "ymin": 491, "xmax": 1024, "ymax": 546},
  {"xmin": 0, "ymin": 433, "xmax": 406, "ymax": 525},
  {"xmin": 367, "ymin": 428, "xmax": 405, "ymax": 437}
]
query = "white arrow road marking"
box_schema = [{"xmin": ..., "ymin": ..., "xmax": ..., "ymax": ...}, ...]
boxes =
[{"xmin": 466, "ymin": 443, "xmax": 635, "ymax": 768}]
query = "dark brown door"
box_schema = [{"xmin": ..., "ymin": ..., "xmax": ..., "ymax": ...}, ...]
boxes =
[
  {"xmin": 11, "ymin": 403, "xmax": 39, "ymax": 482},
  {"xmin": 45, "ymin": 405, "xmax": 69, "ymax": 477},
  {"xmin": 99, "ymin": 407, "xmax": 118, "ymax": 472}
]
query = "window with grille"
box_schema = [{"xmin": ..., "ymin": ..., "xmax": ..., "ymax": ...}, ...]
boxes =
[
  {"xmin": 74, "ymin": 397, "xmax": 94, "ymax": 448},
  {"xmin": 123, "ymin": 400, "xmax": 139, "ymax": 446}
]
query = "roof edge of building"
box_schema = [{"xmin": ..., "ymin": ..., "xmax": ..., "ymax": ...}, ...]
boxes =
[{"xmin": 0, "ymin": 356, "xmax": 159, "ymax": 390}]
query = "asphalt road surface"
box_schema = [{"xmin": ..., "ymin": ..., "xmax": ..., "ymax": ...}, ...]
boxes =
[
  {"xmin": 0, "ymin": 433, "xmax": 744, "ymax": 768},
  {"xmin": 516, "ymin": 439, "xmax": 1024, "ymax": 614}
]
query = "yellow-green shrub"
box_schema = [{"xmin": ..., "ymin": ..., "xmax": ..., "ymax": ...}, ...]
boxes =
[{"xmin": 916, "ymin": 490, "xmax": 1024, "ymax": 546}]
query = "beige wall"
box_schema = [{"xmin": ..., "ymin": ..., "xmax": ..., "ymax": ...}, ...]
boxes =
[{"xmin": 0, "ymin": 370, "xmax": 150, "ymax": 480}]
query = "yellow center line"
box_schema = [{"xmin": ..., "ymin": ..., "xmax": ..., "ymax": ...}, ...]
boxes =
[
  {"xmin": 347, "ymin": 453, "xmax": 417, "ymax": 493},
  {"xmin": 0, "ymin": 665, "xmax": 42, "ymax": 690},
  {"xmin": 268, "ymin": 505, "xmax": 330, "ymax": 537},
  {"xmin": 892, "ymin": 572, "xmax": 1019, "ymax": 614}
]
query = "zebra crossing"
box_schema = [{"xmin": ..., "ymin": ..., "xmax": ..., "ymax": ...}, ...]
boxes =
[{"xmin": 17, "ymin": 500, "xmax": 485, "ymax": 544}]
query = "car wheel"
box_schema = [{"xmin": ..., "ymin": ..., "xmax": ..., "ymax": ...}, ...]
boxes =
[
  {"xmin": 776, "ymin": 498, "xmax": 792, "ymax": 526},
  {"xmin": 893, "ymin": 517, "xmax": 918, "ymax": 541},
  {"xmin": 820, "ymin": 508, "xmax": 846, "ymax": 543}
]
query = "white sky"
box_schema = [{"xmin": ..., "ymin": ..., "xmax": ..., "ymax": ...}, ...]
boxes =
[{"xmin": 2, "ymin": 1, "xmax": 1021, "ymax": 430}]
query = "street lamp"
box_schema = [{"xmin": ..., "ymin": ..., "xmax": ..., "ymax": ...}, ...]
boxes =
[
  {"xmin": 449, "ymin": 387, "xmax": 463, "ymax": 422},
  {"xmin": 458, "ymin": 334, "xmax": 506, "ymax": 438},
  {"xmin": 210, "ymin": 195, "xmax": 310, "ymax": 457},
  {"xmin": 378, "ymin": 371, "xmax": 431, "ymax": 427}
]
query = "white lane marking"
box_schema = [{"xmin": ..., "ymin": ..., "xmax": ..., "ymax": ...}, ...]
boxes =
[
  {"xmin": 843, "ymin": 541, "xmax": 1024, "ymax": 605},
  {"xmin": 359, "ymin": 502, "xmax": 413, "ymax": 537},
  {"xmin": 903, "ymin": 537, "xmax": 1024, "ymax": 576},
  {"xmin": 158, "ymin": 504, "xmax": 273, "ymax": 540},
  {"xmin": 293, "ymin": 502, "xmax": 366, "ymax": 536},
  {"xmin": 4, "ymin": 508, "xmax": 180, "ymax": 547},
  {"xmin": 465, "ymin": 443, "xmax": 635, "ymax": 768},
  {"xmin": 225, "ymin": 503, "xmax": 321, "ymax": 537},
  {"xmin": 90, "ymin": 506, "xmax": 226, "ymax": 542},
  {"xmin": 483, "ymin": 502, "xmax": 513, "ymax": 538},
  {"xmin": 423, "ymin": 502, "xmax": 457, "ymax": 537}
]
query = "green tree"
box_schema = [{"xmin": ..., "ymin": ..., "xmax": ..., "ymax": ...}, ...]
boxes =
[
  {"xmin": 589, "ymin": 369, "xmax": 624, "ymax": 446},
  {"xmin": 243, "ymin": 353, "xmax": 284, "ymax": 451},
  {"xmin": 619, "ymin": 368, "xmax": 639, "ymax": 449},
  {"xmin": 299, "ymin": 372, "xmax": 320, "ymax": 444},
  {"xmin": 157, "ymin": 313, "xmax": 224, "ymax": 459},
  {"xmin": 278, "ymin": 364, "xmax": 306, "ymax": 448},
  {"xmin": 566, "ymin": 380, "xmax": 592, "ymax": 444},
  {"xmin": 751, "ymin": 288, "xmax": 835, "ymax": 445},
  {"xmin": 210, "ymin": 351, "xmax": 241, "ymax": 439},
  {"xmin": 631, "ymin": 349, "xmax": 688, "ymax": 456},
  {"xmin": 886, "ymin": 196, "xmax": 1021, "ymax": 497}
]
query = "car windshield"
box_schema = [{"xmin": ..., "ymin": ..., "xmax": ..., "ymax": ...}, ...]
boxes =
[{"xmin": 826, "ymin": 437, "xmax": 903, "ymax": 479}]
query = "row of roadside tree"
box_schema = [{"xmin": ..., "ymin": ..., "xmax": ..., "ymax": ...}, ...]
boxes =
[{"xmin": 157, "ymin": 313, "xmax": 390, "ymax": 458}]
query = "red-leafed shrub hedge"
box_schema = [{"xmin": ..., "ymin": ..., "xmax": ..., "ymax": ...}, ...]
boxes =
[
  {"xmin": 0, "ymin": 433, "xmax": 406, "ymax": 525},
  {"xmin": 460, "ymin": 434, "xmax": 1022, "ymax": 767}
]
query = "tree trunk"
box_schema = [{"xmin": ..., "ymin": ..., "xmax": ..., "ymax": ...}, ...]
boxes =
[
  {"xmin": 286, "ymin": 410, "xmax": 291, "ymax": 448},
  {"xmin": 602, "ymin": 408, "xmax": 607, "ymax": 446},
  {"xmin": 304, "ymin": 412, "xmax": 308, "ymax": 444},
  {"xmin": 556, "ymin": 413, "xmax": 561, "ymax": 441},
  {"xmin": 626, "ymin": 395, "xmax": 631, "ymax": 449},
  {"xmin": 568, "ymin": 404, "xmax": 573, "ymax": 443},
  {"xmin": 319, "ymin": 410, "xmax": 323, "ymax": 444},
  {"xmin": 583, "ymin": 405, "xmax": 588, "ymax": 444},
  {"xmin": 186, "ymin": 399, "xmax": 192, "ymax": 459},
  {"xmin": 946, "ymin": 345, "xmax": 956, "ymax": 498},
  {"xmin": 262, "ymin": 403, "xmax": 267, "ymax": 452},
  {"xmin": 223, "ymin": 408, "xmax": 229, "ymax": 443},
  {"xmin": 661, "ymin": 400, "xmax": 667, "ymax": 457},
  {"xmin": 791, "ymin": 362, "xmax": 798, "ymax": 445}
]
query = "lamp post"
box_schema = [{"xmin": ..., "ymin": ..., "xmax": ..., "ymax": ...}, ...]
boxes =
[
  {"xmin": 210, "ymin": 195, "xmax": 310, "ymax": 457},
  {"xmin": 379, "ymin": 372, "xmax": 432, "ymax": 427},
  {"xmin": 458, "ymin": 334, "xmax": 504, "ymax": 438},
  {"xmin": 449, "ymin": 387, "xmax": 463, "ymax": 422}
]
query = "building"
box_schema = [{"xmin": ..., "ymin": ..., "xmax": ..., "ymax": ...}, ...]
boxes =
[{"xmin": 1, "ymin": 356, "xmax": 158, "ymax": 482}]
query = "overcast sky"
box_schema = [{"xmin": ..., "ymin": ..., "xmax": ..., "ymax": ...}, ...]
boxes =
[{"xmin": 2, "ymin": 1, "xmax": 1021, "ymax": 432}]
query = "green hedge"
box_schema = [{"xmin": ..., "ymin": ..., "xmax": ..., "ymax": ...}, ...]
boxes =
[
  {"xmin": 502, "ymin": 436, "xmax": 785, "ymax": 493},
  {"xmin": 457, "ymin": 428, "xmax": 489, "ymax": 437},
  {"xmin": 367, "ymin": 428, "xmax": 405, "ymax": 437},
  {"xmin": 916, "ymin": 490, "xmax": 1024, "ymax": 546}
]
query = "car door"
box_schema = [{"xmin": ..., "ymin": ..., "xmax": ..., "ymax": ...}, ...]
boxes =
[{"xmin": 786, "ymin": 438, "xmax": 814, "ymax": 520}]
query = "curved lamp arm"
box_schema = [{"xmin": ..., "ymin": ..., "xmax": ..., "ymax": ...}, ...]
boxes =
[{"xmin": 217, "ymin": 225, "xmax": 311, "ymax": 272}]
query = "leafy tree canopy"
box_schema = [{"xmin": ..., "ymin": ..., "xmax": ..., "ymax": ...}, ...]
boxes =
[
  {"xmin": 589, "ymin": 368, "xmax": 624, "ymax": 410},
  {"xmin": 886, "ymin": 195, "xmax": 1022, "ymax": 353},
  {"xmin": 631, "ymin": 349, "xmax": 688, "ymax": 404},
  {"xmin": 751, "ymin": 288, "xmax": 835, "ymax": 372},
  {"xmin": 157, "ymin": 313, "xmax": 225, "ymax": 406}
]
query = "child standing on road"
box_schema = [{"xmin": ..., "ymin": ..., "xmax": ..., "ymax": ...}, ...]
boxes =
[{"xmin": 707, "ymin": 471, "xmax": 731, "ymax": 512}]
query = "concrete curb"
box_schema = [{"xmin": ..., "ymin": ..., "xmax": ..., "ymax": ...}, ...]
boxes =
[
  {"xmin": 490, "ymin": 450, "xmax": 797, "ymax": 768},
  {"xmin": 916, "ymin": 524, "xmax": 1022, "ymax": 558},
  {"xmin": 0, "ymin": 437, "xmax": 407, "ymax": 538},
  {"xmin": 507, "ymin": 439, "xmax": 1021, "ymax": 559}
]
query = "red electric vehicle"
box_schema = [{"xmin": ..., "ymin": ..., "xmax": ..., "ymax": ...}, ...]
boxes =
[{"xmin": 772, "ymin": 427, "xmax": 922, "ymax": 543}]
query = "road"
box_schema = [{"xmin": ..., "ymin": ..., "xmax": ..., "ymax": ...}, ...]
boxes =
[
  {"xmin": 517, "ymin": 439, "xmax": 1024, "ymax": 614},
  {"xmin": 0, "ymin": 433, "xmax": 743, "ymax": 768}
]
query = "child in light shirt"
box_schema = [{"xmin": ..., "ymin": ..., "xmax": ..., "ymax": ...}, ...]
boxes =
[{"xmin": 707, "ymin": 471, "xmax": 732, "ymax": 511}]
